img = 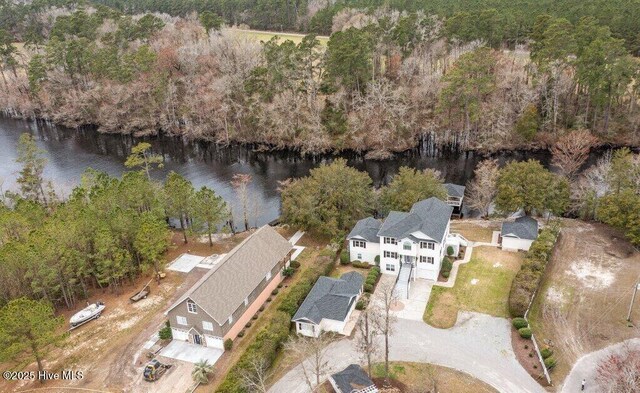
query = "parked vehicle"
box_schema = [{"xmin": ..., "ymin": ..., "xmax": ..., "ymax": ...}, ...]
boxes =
[
  {"xmin": 70, "ymin": 301, "xmax": 105, "ymax": 328},
  {"xmin": 143, "ymin": 359, "xmax": 172, "ymax": 382}
]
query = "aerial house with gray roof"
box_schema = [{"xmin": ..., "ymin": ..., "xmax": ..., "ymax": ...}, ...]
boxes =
[
  {"xmin": 329, "ymin": 364, "xmax": 378, "ymax": 393},
  {"xmin": 165, "ymin": 225, "xmax": 293, "ymax": 350},
  {"xmin": 501, "ymin": 216, "xmax": 539, "ymax": 251},
  {"xmin": 347, "ymin": 197, "xmax": 466, "ymax": 297},
  {"xmin": 292, "ymin": 271, "xmax": 363, "ymax": 337}
]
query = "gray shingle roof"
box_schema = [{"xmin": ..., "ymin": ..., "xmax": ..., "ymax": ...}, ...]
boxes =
[
  {"xmin": 347, "ymin": 217, "xmax": 382, "ymax": 243},
  {"xmin": 501, "ymin": 216, "xmax": 539, "ymax": 240},
  {"xmin": 167, "ymin": 225, "xmax": 292, "ymax": 324},
  {"xmin": 330, "ymin": 364, "xmax": 376, "ymax": 393},
  {"xmin": 292, "ymin": 271, "xmax": 363, "ymax": 324},
  {"xmin": 377, "ymin": 197, "xmax": 453, "ymax": 243},
  {"xmin": 444, "ymin": 183, "xmax": 466, "ymax": 198}
]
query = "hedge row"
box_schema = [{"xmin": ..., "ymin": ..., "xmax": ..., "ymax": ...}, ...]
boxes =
[
  {"xmin": 508, "ymin": 223, "xmax": 561, "ymax": 317},
  {"xmin": 216, "ymin": 251, "xmax": 337, "ymax": 393}
]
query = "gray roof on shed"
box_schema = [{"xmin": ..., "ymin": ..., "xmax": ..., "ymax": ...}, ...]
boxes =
[
  {"xmin": 501, "ymin": 216, "xmax": 539, "ymax": 240},
  {"xmin": 377, "ymin": 197, "xmax": 453, "ymax": 243},
  {"xmin": 347, "ymin": 217, "xmax": 382, "ymax": 243},
  {"xmin": 444, "ymin": 183, "xmax": 466, "ymax": 198},
  {"xmin": 167, "ymin": 225, "xmax": 292, "ymax": 324},
  {"xmin": 292, "ymin": 271, "xmax": 363, "ymax": 324},
  {"xmin": 330, "ymin": 364, "xmax": 376, "ymax": 393}
]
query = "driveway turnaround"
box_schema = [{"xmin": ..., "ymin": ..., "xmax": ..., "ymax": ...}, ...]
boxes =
[
  {"xmin": 269, "ymin": 311, "xmax": 545, "ymax": 393},
  {"xmin": 159, "ymin": 340, "xmax": 223, "ymax": 364},
  {"xmin": 561, "ymin": 338, "xmax": 640, "ymax": 393}
]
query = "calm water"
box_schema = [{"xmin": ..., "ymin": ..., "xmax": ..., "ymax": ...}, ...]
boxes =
[{"xmin": 0, "ymin": 117, "xmax": 557, "ymax": 228}]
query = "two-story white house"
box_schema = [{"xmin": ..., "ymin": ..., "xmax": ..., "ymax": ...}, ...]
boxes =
[{"xmin": 347, "ymin": 197, "xmax": 461, "ymax": 296}]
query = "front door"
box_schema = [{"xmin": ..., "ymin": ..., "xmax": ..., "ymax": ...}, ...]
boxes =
[
  {"xmin": 194, "ymin": 334, "xmax": 202, "ymax": 345},
  {"xmin": 404, "ymin": 255, "xmax": 413, "ymax": 264}
]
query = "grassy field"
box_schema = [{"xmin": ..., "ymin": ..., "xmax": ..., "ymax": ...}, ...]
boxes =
[
  {"xmin": 424, "ymin": 246, "xmax": 524, "ymax": 328},
  {"xmin": 369, "ymin": 362, "xmax": 498, "ymax": 393},
  {"xmin": 450, "ymin": 220, "xmax": 500, "ymax": 243},
  {"xmin": 228, "ymin": 28, "xmax": 329, "ymax": 45}
]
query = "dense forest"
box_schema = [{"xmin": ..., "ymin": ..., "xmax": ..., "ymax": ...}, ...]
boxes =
[{"xmin": 0, "ymin": 0, "xmax": 638, "ymax": 156}]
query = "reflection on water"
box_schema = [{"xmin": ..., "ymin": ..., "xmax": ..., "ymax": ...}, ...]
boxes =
[{"xmin": 0, "ymin": 117, "xmax": 562, "ymax": 229}]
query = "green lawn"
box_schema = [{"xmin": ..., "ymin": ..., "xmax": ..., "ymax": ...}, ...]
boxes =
[
  {"xmin": 228, "ymin": 28, "xmax": 329, "ymax": 46},
  {"xmin": 424, "ymin": 246, "xmax": 524, "ymax": 328}
]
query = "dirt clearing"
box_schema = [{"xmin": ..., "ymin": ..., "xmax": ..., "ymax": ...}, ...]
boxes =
[{"xmin": 528, "ymin": 220, "xmax": 640, "ymax": 385}]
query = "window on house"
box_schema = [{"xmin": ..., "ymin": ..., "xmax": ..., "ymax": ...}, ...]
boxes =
[
  {"xmin": 384, "ymin": 237, "xmax": 397, "ymax": 245},
  {"xmin": 187, "ymin": 300, "xmax": 197, "ymax": 314},
  {"xmin": 202, "ymin": 321, "xmax": 213, "ymax": 331},
  {"xmin": 383, "ymin": 251, "xmax": 397, "ymax": 259},
  {"xmin": 403, "ymin": 242, "xmax": 411, "ymax": 250},
  {"xmin": 352, "ymin": 240, "xmax": 366, "ymax": 248},
  {"xmin": 176, "ymin": 316, "xmax": 187, "ymax": 326},
  {"xmin": 265, "ymin": 271, "xmax": 272, "ymax": 281},
  {"xmin": 386, "ymin": 263, "xmax": 396, "ymax": 272},
  {"xmin": 357, "ymin": 253, "xmax": 362, "ymax": 260},
  {"xmin": 420, "ymin": 241, "xmax": 435, "ymax": 250},
  {"xmin": 427, "ymin": 257, "xmax": 434, "ymax": 264}
]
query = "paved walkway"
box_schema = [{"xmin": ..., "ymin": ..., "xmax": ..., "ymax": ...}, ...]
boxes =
[
  {"xmin": 158, "ymin": 340, "xmax": 223, "ymax": 364},
  {"xmin": 561, "ymin": 338, "xmax": 640, "ymax": 393},
  {"xmin": 269, "ymin": 312, "xmax": 544, "ymax": 393}
]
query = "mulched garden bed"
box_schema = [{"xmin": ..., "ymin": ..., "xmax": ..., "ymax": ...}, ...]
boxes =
[{"xmin": 510, "ymin": 328, "xmax": 551, "ymax": 387}]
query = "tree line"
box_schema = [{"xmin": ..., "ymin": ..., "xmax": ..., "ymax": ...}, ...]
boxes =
[
  {"xmin": 0, "ymin": 136, "xmax": 229, "ymax": 309},
  {"xmin": 0, "ymin": 4, "xmax": 638, "ymax": 157}
]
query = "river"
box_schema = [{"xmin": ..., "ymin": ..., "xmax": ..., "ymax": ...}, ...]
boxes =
[{"xmin": 0, "ymin": 116, "xmax": 558, "ymax": 229}]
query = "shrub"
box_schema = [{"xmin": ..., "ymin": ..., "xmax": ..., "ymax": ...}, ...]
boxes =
[
  {"xmin": 518, "ymin": 327, "xmax": 532, "ymax": 339},
  {"xmin": 290, "ymin": 260, "xmax": 301, "ymax": 268},
  {"xmin": 524, "ymin": 345, "xmax": 529, "ymax": 349},
  {"xmin": 224, "ymin": 338, "xmax": 233, "ymax": 351},
  {"xmin": 374, "ymin": 255, "xmax": 380, "ymax": 265},
  {"xmin": 512, "ymin": 317, "xmax": 528, "ymax": 329},
  {"xmin": 364, "ymin": 283, "xmax": 373, "ymax": 293},
  {"xmin": 441, "ymin": 257, "xmax": 453, "ymax": 273},
  {"xmin": 365, "ymin": 277, "xmax": 376, "ymax": 286},
  {"xmin": 277, "ymin": 284, "xmax": 283, "ymax": 288},
  {"xmin": 282, "ymin": 267, "xmax": 295, "ymax": 277},
  {"xmin": 158, "ymin": 321, "xmax": 172, "ymax": 340},
  {"xmin": 447, "ymin": 246, "xmax": 454, "ymax": 256},
  {"xmin": 355, "ymin": 299, "xmax": 365, "ymax": 310},
  {"xmin": 529, "ymin": 352, "xmax": 534, "ymax": 358},
  {"xmin": 340, "ymin": 250, "xmax": 350, "ymax": 264},
  {"xmin": 245, "ymin": 322, "xmax": 252, "ymax": 328},
  {"xmin": 508, "ymin": 224, "xmax": 561, "ymax": 317},
  {"xmin": 442, "ymin": 271, "xmax": 450, "ymax": 278},
  {"xmin": 266, "ymin": 297, "xmax": 272, "ymax": 302},
  {"xmin": 252, "ymin": 314, "xmax": 258, "ymax": 320},
  {"xmin": 237, "ymin": 330, "xmax": 245, "ymax": 338},
  {"xmin": 271, "ymin": 289, "xmax": 279, "ymax": 296},
  {"xmin": 544, "ymin": 357, "xmax": 557, "ymax": 369},
  {"xmin": 259, "ymin": 305, "xmax": 265, "ymax": 312},
  {"xmin": 541, "ymin": 348, "xmax": 553, "ymax": 359},
  {"xmin": 352, "ymin": 261, "xmax": 372, "ymax": 269}
]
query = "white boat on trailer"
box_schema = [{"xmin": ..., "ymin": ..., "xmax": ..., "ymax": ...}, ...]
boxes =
[{"xmin": 69, "ymin": 301, "xmax": 105, "ymax": 329}]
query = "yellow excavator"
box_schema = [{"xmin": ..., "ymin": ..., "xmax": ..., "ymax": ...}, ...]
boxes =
[{"xmin": 143, "ymin": 359, "xmax": 172, "ymax": 382}]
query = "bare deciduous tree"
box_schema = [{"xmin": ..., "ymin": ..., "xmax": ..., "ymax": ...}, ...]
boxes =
[
  {"xmin": 551, "ymin": 129, "xmax": 599, "ymax": 178},
  {"xmin": 466, "ymin": 159, "xmax": 499, "ymax": 218},
  {"xmin": 355, "ymin": 304, "xmax": 381, "ymax": 377},
  {"xmin": 284, "ymin": 334, "xmax": 333, "ymax": 391},
  {"xmin": 239, "ymin": 357, "xmax": 272, "ymax": 393},
  {"xmin": 595, "ymin": 345, "xmax": 640, "ymax": 393},
  {"xmin": 231, "ymin": 173, "xmax": 252, "ymax": 231},
  {"xmin": 374, "ymin": 279, "xmax": 398, "ymax": 388}
]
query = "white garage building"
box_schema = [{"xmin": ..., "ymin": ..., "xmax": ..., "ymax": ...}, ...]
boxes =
[{"xmin": 500, "ymin": 216, "xmax": 539, "ymax": 251}]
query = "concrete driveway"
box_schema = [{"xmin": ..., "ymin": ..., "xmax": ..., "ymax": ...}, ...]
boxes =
[
  {"xmin": 269, "ymin": 311, "xmax": 545, "ymax": 393},
  {"xmin": 388, "ymin": 276, "xmax": 432, "ymax": 321},
  {"xmin": 561, "ymin": 338, "xmax": 640, "ymax": 393},
  {"xmin": 159, "ymin": 340, "xmax": 223, "ymax": 364}
]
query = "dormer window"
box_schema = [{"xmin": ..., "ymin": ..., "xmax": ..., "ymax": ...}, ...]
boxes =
[{"xmin": 187, "ymin": 300, "xmax": 197, "ymax": 314}]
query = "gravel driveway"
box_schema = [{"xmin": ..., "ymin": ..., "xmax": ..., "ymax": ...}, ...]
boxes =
[{"xmin": 269, "ymin": 310, "xmax": 545, "ymax": 393}]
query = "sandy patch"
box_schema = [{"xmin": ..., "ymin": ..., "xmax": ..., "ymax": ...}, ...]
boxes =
[
  {"xmin": 567, "ymin": 260, "xmax": 616, "ymax": 290},
  {"xmin": 545, "ymin": 286, "xmax": 566, "ymax": 306}
]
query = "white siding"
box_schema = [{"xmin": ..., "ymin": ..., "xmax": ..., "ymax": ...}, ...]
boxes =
[
  {"xmin": 296, "ymin": 321, "xmax": 320, "ymax": 337},
  {"xmin": 321, "ymin": 318, "xmax": 347, "ymax": 334},
  {"xmin": 205, "ymin": 335, "xmax": 225, "ymax": 349},
  {"xmin": 349, "ymin": 239, "xmax": 379, "ymax": 264},
  {"xmin": 172, "ymin": 328, "xmax": 188, "ymax": 341},
  {"xmin": 502, "ymin": 237, "xmax": 533, "ymax": 251}
]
